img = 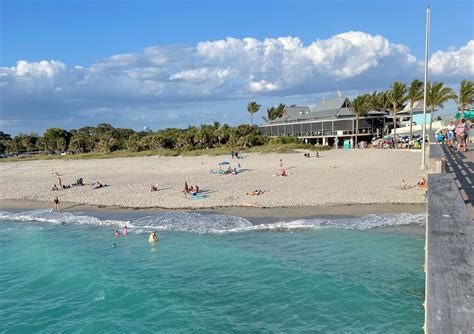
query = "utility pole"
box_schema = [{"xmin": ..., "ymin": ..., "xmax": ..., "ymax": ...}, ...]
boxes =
[{"xmin": 421, "ymin": 5, "xmax": 430, "ymax": 169}]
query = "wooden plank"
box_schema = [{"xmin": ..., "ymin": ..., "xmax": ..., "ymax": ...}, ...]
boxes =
[{"xmin": 426, "ymin": 173, "xmax": 474, "ymax": 334}]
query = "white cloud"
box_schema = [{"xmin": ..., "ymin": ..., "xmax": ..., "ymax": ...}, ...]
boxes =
[
  {"xmin": 429, "ymin": 40, "xmax": 474, "ymax": 76},
  {"xmin": 15, "ymin": 60, "xmax": 66, "ymax": 78},
  {"xmin": 0, "ymin": 32, "xmax": 472, "ymax": 133},
  {"xmin": 249, "ymin": 80, "xmax": 279, "ymax": 92}
]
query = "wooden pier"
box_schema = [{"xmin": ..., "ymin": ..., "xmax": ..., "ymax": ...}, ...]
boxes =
[{"xmin": 425, "ymin": 143, "xmax": 474, "ymax": 333}]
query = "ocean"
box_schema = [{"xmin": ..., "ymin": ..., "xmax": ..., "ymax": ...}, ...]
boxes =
[{"xmin": 0, "ymin": 210, "xmax": 425, "ymax": 333}]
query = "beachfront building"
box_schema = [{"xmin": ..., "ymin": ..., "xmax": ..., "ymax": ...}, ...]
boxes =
[
  {"xmin": 397, "ymin": 100, "xmax": 431, "ymax": 127},
  {"xmin": 258, "ymin": 96, "xmax": 387, "ymax": 146}
]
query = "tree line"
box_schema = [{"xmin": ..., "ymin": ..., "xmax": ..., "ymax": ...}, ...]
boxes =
[{"xmin": 0, "ymin": 123, "xmax": 269, "ymax": 154}]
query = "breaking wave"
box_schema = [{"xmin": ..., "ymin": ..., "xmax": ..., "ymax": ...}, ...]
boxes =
[{"xmin": 0, "ymin": 210, "xmax": 425, "ymax": 234}]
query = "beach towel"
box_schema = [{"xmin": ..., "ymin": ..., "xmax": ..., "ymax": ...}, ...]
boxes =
[{"xmin": 190, "ymin": 194, "xmax": 208, "ymax": 200}]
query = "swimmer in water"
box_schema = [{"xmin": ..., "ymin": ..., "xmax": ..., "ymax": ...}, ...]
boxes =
[
  {"xmin": 148, "ymin": 231, "xmax": 158, "ymax": 244},
  {"xmin": 114, "ymin": 230, "xmax": 120, "ymax": 237},
  {"xmin": 122, "ymin": 226, "xmax": 128, "ymax": 236},
  {"xmin": 112, "ymin": 243, "xmax": 117, "ymax": 248}
]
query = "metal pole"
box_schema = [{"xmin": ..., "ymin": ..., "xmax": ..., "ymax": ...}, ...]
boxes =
[{"xmin": 421, "ymin": 5, "xmax": 430, "ymax": 169}]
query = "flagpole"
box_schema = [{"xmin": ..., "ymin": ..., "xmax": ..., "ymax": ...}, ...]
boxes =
[{"xmin": 421, "ymin": 5, "xmax": 430, "ymax": 170}]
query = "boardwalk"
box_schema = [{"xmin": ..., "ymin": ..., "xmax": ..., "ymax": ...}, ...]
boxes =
[
  {"xmin": 442, "ymin": 142, "xmax": 474, "ymax": 217},
  {"xmin": 425, "ymin": 142, "xmax": 474, "ymax": 334}
]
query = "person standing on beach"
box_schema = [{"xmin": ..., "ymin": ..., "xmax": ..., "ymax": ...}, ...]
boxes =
[
  {"xmin": 53, "ymin": 196, "xmax": 60, "ymax": 212},
  {"xmin": 447, "ymin": 120, "xmax": 456, "ymax": 148},
  {"xmin": 456, "ymin": 119, "xmax": 469, "ymax": 153},
  {"xmin": 279, "ymin": 159, "xmax": 283, "ymax": 168},
  {"xmin": 184, "ymin": 181, "xmax": 189, "ymax": 197}
]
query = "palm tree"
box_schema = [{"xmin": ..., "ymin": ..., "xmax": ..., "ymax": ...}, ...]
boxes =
[
  {"xmin": 456, "ymin": 79, "xmax": 474, "ymax": 122},
  {"xmin": 350, "ymin": 95, "xmax": 368, "ymax": 148},
  {"xmin": 365, "ymin": 91, "xmax": 379, "ymax": 112},
  {"xmin": 427, "ymin": 82, "xmax": 456, "ymax": 131},
  {"xmin": 407, "ymin": 79, "xmax": 424, "ymax": 139},
  {"xmin": 386, "ymin": 82, "xmax": 408, "ymax": 148},
  {"xmin": 247, "ymin": 101, "xmax": 261, "ymax": 125},
  {"xmin": 377, "ymin": 90, "xmax": 391, "ymax": 113}
]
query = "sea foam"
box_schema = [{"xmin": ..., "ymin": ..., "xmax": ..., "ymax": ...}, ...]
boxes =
[{"xmin": 0, "ymin": 210, "xmax": 425, "ymax": 234}]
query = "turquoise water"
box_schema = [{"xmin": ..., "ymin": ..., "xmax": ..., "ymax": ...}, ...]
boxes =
[{"xmin": 0, "ymin": 210, "xmax": 425, "ymax": 333}]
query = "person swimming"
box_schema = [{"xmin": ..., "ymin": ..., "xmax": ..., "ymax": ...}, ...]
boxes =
[
  {"xmin": 114, "ymin": 230, "xmax": 120, "ymax": 237},
  {"xmin": 148, "ymin": 231, "xmax": 158, "ymax": 244},
  {"xmin": 122, "ymin": 226, "xmax": 128, "ymax": 236}
]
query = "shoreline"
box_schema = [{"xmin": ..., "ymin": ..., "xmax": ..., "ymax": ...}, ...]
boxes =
[{"xmin": 0, "ymin": 198, "xmax": 426, "ymax": 220}]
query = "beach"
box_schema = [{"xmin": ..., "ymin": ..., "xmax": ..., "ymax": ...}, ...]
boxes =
[{"xmin": 0, "ymin": 149, "xmax": 426, "ymax": 210}]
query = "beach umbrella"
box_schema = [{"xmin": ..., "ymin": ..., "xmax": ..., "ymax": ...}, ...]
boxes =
[{"xmin": 218, "ymin": 161, "xmax": 230, "ymax": 165}]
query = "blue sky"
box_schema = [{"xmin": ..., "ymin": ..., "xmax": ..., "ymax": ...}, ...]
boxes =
[{"xmin": 1, "ymin": 0, "xmax": 473, "ymax": 134}]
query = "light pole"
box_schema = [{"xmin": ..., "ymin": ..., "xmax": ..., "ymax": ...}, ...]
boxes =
[{"xmin": 421, "ymin": 5, "xmax": 430, "ymax": 170}]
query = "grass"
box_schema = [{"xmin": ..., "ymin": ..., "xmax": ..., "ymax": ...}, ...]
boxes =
[{"xmin": 0, "ymin": 143, "xmax": 331, "ymax": 163}]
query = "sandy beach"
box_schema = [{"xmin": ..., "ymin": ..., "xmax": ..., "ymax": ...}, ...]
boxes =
[{"xmin": 0, "ymin": 150, "xmax": 426, "ymax": 210}]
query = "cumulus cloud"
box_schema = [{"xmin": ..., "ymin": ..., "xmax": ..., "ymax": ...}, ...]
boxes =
[
  {"xmin": 429, "ymin": 40, "xmax": 474, "ymax": 76},
  {"xmin": 0, "ymin": 31, "xmax": 472, "ymax": 133}
]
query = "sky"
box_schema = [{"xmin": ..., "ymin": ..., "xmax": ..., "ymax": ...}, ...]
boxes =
[{"xmin": 1, "ymin": 0, "xmax": 473, "ymax": 134}]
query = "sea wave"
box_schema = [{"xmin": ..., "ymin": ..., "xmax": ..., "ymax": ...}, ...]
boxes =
[{"xmin": 0, "ymin": 210, "xmax": 425, "ymax": 234}]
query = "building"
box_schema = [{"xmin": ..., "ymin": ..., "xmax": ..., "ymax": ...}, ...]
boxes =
[
  {"xmin": 397, "ymin": 100, "xmax": 431, "ymax": 127},
  {"xmin": 258, "ymin": 96, "xmax": 387, "ymax": 146}
]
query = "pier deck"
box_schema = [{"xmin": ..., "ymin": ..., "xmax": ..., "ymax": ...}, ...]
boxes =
[{"xmin": 425, "ymin": 143, "xmax": 474, "ymax": 333}]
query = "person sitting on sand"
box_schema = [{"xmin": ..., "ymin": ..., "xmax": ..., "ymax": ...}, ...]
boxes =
[
  {"xmin": 52, "ymin": 184, "xmax": 59, "ymax": 191},
  {"xmin": 401, "ymin": 180, "xmax": 409, "ymax": 190},
  {"xmin": 150, "ymin": 184, "xmax": 158, "ymax": 192},
  {"xmin": 76, "ymin": 178, "xmax": 84, "ymax": 186},
  {"xmin": 93, "ymin": 181, "xmax": 103, "ymax": 189},
  {"xmin": 417, "ymin": 177, "xmax": 428, "ymax": 188},
  {"xmin": 280, "ymin": 169, "xmax": 287, "ymax": 177}
]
